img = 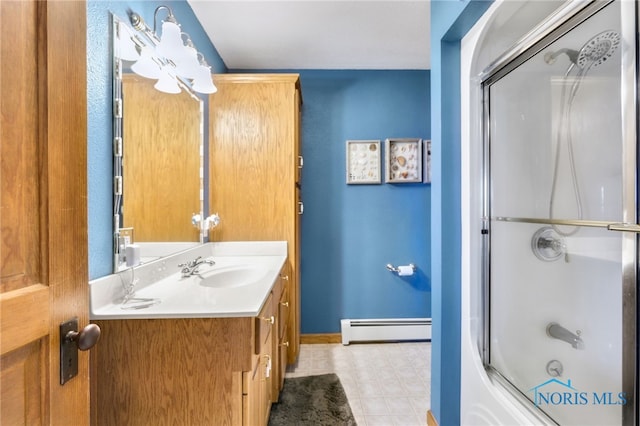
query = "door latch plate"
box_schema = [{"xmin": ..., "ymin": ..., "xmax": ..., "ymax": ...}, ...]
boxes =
[{"xmin": 60, "ymin": 317, "xmax": 79, "ymax": 385}]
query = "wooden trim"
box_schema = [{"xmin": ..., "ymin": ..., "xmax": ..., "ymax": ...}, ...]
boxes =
[
  {"xmin": 300, "ymin": 333, "xmax": 342, "ymax": 344},
  {"xmin": 427, "ymin": 409, "xmax": 439, "ymax": 426},
  {"xmin": 213, "ymin": 73, "xmax": 301, "ymax": 94},
  {"xmin": 0, "ymin": 284, "xmax": 49, "ymax": 355}
]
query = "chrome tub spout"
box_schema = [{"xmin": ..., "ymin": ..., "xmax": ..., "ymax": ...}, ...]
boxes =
[{"xmin": 546, "ymin": 322, "xmax": 584, "ymax": 349}]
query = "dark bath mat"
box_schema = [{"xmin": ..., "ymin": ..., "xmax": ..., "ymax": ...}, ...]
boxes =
[{"xmin": 268, "ymin": 373, "xmax": 357, "ymax": 426}]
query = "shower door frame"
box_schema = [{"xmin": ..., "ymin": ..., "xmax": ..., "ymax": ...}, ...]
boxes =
[{"xmin": 478, "ymin": 0, "xmax": 638, "ymax": 424}]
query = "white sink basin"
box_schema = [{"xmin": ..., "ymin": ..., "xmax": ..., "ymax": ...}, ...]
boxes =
[
  {"xmin": 197, "ymin": 265, "xmax": 269, "ymax": 288},
  {"xmin": 89, "ymin": 241, "xmax": 287, "ymax": 319}
]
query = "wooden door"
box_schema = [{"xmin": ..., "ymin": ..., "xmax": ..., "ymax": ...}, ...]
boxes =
[{"xmin": 1, "ymin": 1, "xmax": 90, "ymax": 424}]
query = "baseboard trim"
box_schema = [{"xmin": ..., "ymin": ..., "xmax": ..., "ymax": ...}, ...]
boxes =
[
  {"xmin": 300, "ymin": 333, "xmax": 342, "ymax": 344},
  {"xmin": 427, "ymin": 410, "xmax": 438, "ymax": 426}
]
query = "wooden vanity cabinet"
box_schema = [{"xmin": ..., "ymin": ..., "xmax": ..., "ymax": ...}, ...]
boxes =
[
  {"xmin": 209, "ymin": 74, "xmax": 302, "ymax": 366},
  {"xmin": 91, "ymin": 265, "xmax": 290, "ymax": 426}
]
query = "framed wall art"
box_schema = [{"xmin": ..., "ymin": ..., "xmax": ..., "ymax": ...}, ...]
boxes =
[
  {"xmin": 385, "ymin": 138, "xmax": 423, "ymax": 183},
  {"xmin": 423, "ymin": 139, "xmax": 431, "ymax": 183},
  {"xmin": 346, "ymin": 140, "xmax": 381, "ymax": 184}
]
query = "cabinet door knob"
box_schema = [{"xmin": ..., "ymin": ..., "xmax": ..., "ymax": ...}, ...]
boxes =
[
  {"xmin": 280, "ymin": 341, "xmax": 290, "ymax": 348},
  {"xmin": 280, "ymin": 274, "xmax": 289, "ymax": 280},
  {"xmin": 280, "ymin": 301, "xmax": 289, "ymax": 307},
  {"xmin": 263, "ymin": 315, "xmax": 275, "ymax": 325}
]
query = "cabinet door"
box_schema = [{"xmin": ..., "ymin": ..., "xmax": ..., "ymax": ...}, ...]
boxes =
[
  {"xmin": 270, "ymin": 273, "xmax": 285, "ymax": 401},
  {"xmin": 209, "ymin": 74, "xmax": 302, "ymax": 366},
  {"xmin": 244, "ymin": 364, "xmax": 261, "ymax": 426},
  {"xmin": 262, "ymin": 340, "xmax": 273, "ymax": 423},
  {"xmin": 277, "ymin": 279, "xmax": 290, "ymax": 393}
]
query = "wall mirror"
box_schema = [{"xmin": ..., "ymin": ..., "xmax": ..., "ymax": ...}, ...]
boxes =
[{"xmin": 112, "ymin": 13, "xmax": 205, "ymax": 272}]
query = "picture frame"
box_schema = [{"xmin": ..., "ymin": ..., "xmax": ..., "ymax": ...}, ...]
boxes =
[
  {"xmin": 423, "ymin": 139, "xmax": 431, "ymax": 184},
  {"xmin": 346, "ymin": 140, "xmax": 382, "ymax": 184},
  {"xmin": 385, "ymin": 138, "xmax": 423, "ymax": 183}
]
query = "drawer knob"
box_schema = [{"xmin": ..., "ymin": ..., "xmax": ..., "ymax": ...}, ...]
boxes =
[{"xmin": 263, "ymin": 315, "xmax": 275, "ymax": 325}]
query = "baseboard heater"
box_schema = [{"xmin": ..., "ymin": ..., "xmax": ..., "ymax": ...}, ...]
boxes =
[{"xmin": 340, "ymin": 318, "xmax": 432, "ymax": 345}]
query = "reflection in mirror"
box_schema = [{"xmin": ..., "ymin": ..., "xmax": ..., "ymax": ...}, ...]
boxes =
[
  {"xmin": 121, "ymin": 74, "xmax": 201, "ymax": 241},
  {"xmin": 112, "ymin": 12, "xmax": 211, "ymax": 272}
]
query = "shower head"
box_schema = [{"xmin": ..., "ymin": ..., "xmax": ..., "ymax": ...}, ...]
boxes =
[
  {"xmin": 576, "ymin": 30, "xmax": 620, "ymax": 69},
  {"xmin": 543, "ymin": 48, "xmax": 578, "ymax": 66},
  {"xmin": 543, "ymin": 30, "xmax": 620, "ymax": 69}
]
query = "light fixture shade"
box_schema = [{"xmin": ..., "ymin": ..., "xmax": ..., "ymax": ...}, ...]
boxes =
[
  {"xmin": 157, "ymin": 20, "xmax": 183, "ymax": 60},
  {"xmin": 191, "ymin": 65, "xmax": 217, "ymax": 94},
  {"xmin": 154, "ymin": 67, "xmax": 181, "ymax": 94},
  {"xmin": 117, "ymin": 25, "xmax": 140, "ymax": 62},
  {"xmin": 173, "ymin": 45, "xmax": 200, "ymax": 79},
  {"xmin": 131, "ymin": 47, "xmax": 161, "ymax": 79}
]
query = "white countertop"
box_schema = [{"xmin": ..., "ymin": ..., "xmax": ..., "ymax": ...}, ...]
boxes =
[{"xmin": 90, "ymin": 241, "xmax": 287, "ymax": 320}]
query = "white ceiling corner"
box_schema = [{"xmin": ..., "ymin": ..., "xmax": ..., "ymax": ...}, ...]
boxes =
[{"xmin": 187, "ymin": 1, "xmax": 431, "ymax": 70}]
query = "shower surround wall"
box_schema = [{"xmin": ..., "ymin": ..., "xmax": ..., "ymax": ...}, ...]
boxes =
[{"xmin": 461, "ymin": 1, "xmax": 635, "ymax": 425}]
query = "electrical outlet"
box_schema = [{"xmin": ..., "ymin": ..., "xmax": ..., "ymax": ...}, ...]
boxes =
[{"xmin": 119, "ymin": 227, "xmax": 134, "ymax": 246}]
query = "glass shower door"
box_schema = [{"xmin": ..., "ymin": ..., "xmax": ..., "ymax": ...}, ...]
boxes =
[{"xmin": 481, "ymin": 1, "xmax": 636, "ymax": 424}]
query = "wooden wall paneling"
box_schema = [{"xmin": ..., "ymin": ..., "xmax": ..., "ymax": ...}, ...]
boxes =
[{"xmin": 122, "ymin": 75, "xmax": 201, "ymax": 242}]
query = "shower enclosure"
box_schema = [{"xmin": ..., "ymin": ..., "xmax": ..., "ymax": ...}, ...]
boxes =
[{"xmin": 479, "ymin": 1, "xmax": 636, "ymax": 424}]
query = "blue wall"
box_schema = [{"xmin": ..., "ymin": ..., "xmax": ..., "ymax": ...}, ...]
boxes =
[
  {"xmin": 293, "ymin": 70, "xmax": 432, "ymax": 333},
  {"xmin": 86, "ymin": 0, "xmax": 226, "ymax": 279},
  {"xmin": 429, "ymin": 1, "xmax": 492, "ymax": 425}
]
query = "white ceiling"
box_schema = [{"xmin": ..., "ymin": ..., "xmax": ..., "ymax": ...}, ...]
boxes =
[{"xmin": 187, "ymin": 1, "xmax": 431, "ymax": 70}]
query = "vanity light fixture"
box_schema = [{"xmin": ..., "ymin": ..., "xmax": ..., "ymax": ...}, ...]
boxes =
[
  {"xmin": 116, "ymin": 23, "xmax": 140, "ymax": 62},
  {"xmin": 155, "ymin": 66, "xmax": 181, "ymax": 94},
  {"xmin": 192, "ymin": 54, "xmax": 218, "ymax": 94},
  {"xmin": 130, "ymin": 46, "xmax": 161, "ymax": 79},
  {"xmin": 124, "ymin": 5, "xmax": 217, "ymax": 95}
]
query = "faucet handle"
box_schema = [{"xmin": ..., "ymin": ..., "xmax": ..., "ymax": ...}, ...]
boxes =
[{"xmin": 178, "ymin": 256, "xmax": 202, "ymax": 268}]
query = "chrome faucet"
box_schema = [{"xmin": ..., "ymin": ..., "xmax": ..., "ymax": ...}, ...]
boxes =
[
  {"xmin": 178, "ymin": 256, "xmax": 215, "ymax": 278},
  {"xmin": 546, "ymin": 322, "xmax": 584, "ymax": 349}
]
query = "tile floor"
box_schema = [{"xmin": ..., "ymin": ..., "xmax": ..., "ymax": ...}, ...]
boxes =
[{"xmin": 285, "ymin": 342, "xmax": 431, "ymax": 426}]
